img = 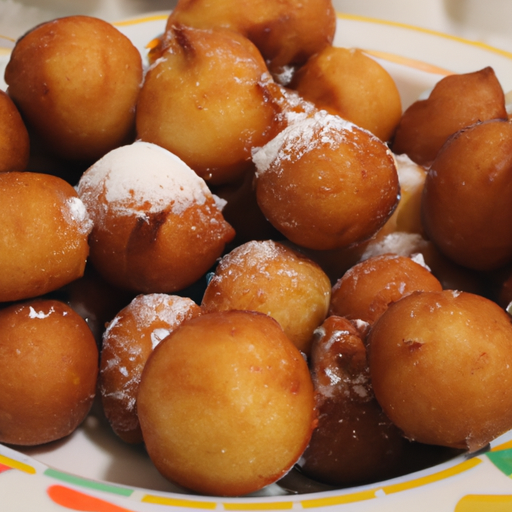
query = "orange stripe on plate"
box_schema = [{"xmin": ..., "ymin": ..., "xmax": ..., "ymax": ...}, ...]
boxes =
[
  {"xmin": 336, "ymin": 12, "xmax": 512, "ymax": 61},
  {"xmin": 363, "ymin": 49, "xmax": 452, "ymax": 75},
  {"xmin": 113, "ymin": 14, "xmax": 168, "ymax": 28},
  {"xmin": 47, "ymin": 485, "xmax": 135, "ymax": 512}
]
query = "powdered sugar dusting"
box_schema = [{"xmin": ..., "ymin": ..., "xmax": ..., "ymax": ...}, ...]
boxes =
[
  {"xmin": 410, "ymin": 252, "xmax": 431, "ymax": 271},
  {"xmin": 394, "ymin": 152, "xmax": 426, "ymax": 191},
  {"xmin": 77, "ymin": 141, "xmax": 212, "ymax": 220},
  {"xmin": 28, "ymin": 305, "xmax": 55, "ymax": 319},
  {"xmin": 313, "ymin": 325, "xmax": 371, "ymax": 401},
  {"xmin": 130, "ymin": 293, "xmax": 199, "ymax": 332},
  {"xmin": 213, "ymin": 194, "xmax": 227, "ymax": 212},
  {"xmin": 274, "ymin": 85, "xmax": 317, "ymax": 124},
  {"xmin": 62, "ymin": 196, "xmax": 93, "ymax": 235},
  {"xmin": 100, "ymin": 293, "xmax": 200, "ymax": 429},
  {"xmin": 252, "ymin": 110, "xmax": 357, "ymax": 176},
  {"xmin": 212, "ymin": 240, "xmax": 300, "ymax": 284},
  {"xmin": 361, "ymin": 232, "xmax": 430, "ymax": 261}
]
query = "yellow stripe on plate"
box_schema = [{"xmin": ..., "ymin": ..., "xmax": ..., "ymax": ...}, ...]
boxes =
[
  {"xmin": 336, "ymin": 12, "xmax": 512, "ymax": 61},
  {"xmin": 301, "ymin": 489, "xmax": 376, "ymax": 508},
  {"xmin": 301, "ymin": 457, "xmax": 482, "ymax": 508},
  {"xmin": 491, "ymin": 439, "xmax": 512, "ymax": 452},
  {"xmin": 141, "ymin": 495, "xmax": 217, "ymax": 509},
  {"xmin": 455, "ymin": 494, "xmax": 512, "ymax": 512},
  {"xmin": 380, "ymin": 457, "xmax": 482, "ymax": 495},
  {"xmin": 0, "ymin": 454, "xmax": 36, "ymax": 475},
  {"xmin": 223, "ymin": 501, "xmax": 293, "ymax": 510}
]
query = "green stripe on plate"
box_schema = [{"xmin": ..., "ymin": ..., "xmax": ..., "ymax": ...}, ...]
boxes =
[{"xmin": 43, "ymin": 468, "xmax": 133, "ymax": 497}]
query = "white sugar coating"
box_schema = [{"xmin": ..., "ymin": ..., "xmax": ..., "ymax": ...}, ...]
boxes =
[
  {"xmin": 146, "ymin": 54, "xmax": 167, "ymax": 75},
  {"xmin": 273, "ymin": 65, "xmax": 295, "ymax": 86},
  {"xmin": 213, "ymin": 194, "xmax": 227, "ymax": 212},
  {"xmin": 61, "ymin": 196, "xmax": 94, "ymax": 235},
  {"xmin": 394, "ymin": 152, "xmax": 426, "ymax": 191},
  {"xmin": 312, "ymin": 326, "xmax": 370, "ymax": 401},
  {"xmin": 103, "ymin": 293, "xmax": 198, "ymax": 342},
  {"xmin": 252, "ymin": 110, "xmax": 357, "ymax": 176},
  {"xmin": 100, "ymin": 293, "xmax": 199, "ymax": 416},
  {"xmin": 214, "ymin": 240, "xmax": 299, "ymax": 282},
  {"xmin": 361, "ymin": 232, "xmax": 430, "ymax": 262},
  {"xmin": 77, "ymin": 141, "xmax": 212, "ymax": 219},
  {"xmin": 28, "ymin": 305, "xmax": 55, "ymax": 319},
  {"xmin": 410, "ymin": 252, "xmax": 431, "ymax": 271},
  {"xmin": 273, "ymin": 85, "xmax": 317, "ymax": 124},
  {"xmin": 354, "ymin": 319, "xmax": 370, "ymax": 334},
  {"xmin": 129, "ymin": 293, "xmax": 198, "ymax": 333}
]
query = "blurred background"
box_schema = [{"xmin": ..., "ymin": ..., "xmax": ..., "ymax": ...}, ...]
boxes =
[{"xmin": 1, "ymin": 0, "xmax": 512, "ymax": 53}]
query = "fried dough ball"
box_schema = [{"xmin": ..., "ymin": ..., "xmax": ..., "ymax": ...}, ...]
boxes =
[
  {"xmin": 137, "ymin": 25, "xmax": 280, "ymax": 185},
  {"xmin": 297, "ymin": 316, "xmax": 408, "ymax": 486},
  {"xmin": 291, "ymin": 47, "xmax": 402, "ymax": 142},
  {"xmin": 137, "ymin": 310, "xmax": 316, "ymax": 496},
  {"xmin": 0, "ymin": 90, "xmax": 29, "ymax": 172},
  {"xmin": 361, "ymin": 232, "xmax": 486, "ymax": 296},
  {"xmin": 166, "ymin": 0, "xmax": 336, "ymax": 77},
  {"xmin": 0, "ymin": 299, "xmax": 98, "ymax": 446},
  {"xmin": 422, "ymin": 119, "xmax": 512, "ymax": 271},
  {"xmin": 368, "ymin": 290, "xmax": 512, "ymax": 452},
  {"xmin": 76, "ymin": 141, "xmax": 235, "ymax": 293},
  {"xmin": 4, "ymin": 15, "xmax": 142, "ymax": 163},
  {"xmin": 329, "ymin": 254, "xmax": 443, "ymax": 326},
  {"xmin": 201, "ymin": 240, "xmax": 331, "ymax": 354},
  {"xmin": 252, "ymin": 110, "xmax": 400, "ymax": 250},
  {"xmin": 392, "ymin": 67, "xmax": 507, "ymax": 166},
  {"xmin": 0, "ymin": 171, "xmax": 92, "ymax": 303},
  {"xmin": 100, "ymin": 294, "xmax": 201, "ymax": 444},
  {"xmin": 298, "ymin": 154, "xmax": 429, "ymax": 285}
]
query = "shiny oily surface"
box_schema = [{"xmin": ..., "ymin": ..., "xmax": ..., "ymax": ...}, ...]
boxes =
[
  {"xmin": 0, "ymin": 300, "xmax": 98, "ymax": 446},
  {"xmin": 137, "ymin": 310, "xmax": 316, "ymax": 496},
  {"xmin": 4, "ymin": 12, "xmax": 512, "ymax": 512},
  {"xmin": 368, "ymin": 290, "xmax": 512, "ymax": 452}
]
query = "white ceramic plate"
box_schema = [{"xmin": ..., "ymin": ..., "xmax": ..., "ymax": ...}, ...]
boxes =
[{"xmin": 2, "ymin": 11, "xmax": 512, "ymax": 512}]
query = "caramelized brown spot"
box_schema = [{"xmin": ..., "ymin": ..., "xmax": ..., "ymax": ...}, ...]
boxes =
[
  {"xmin": 403, "ymin": 338, "xmax": 424, "ymax": 352},
  {"xmin": 173, "ymin": 24, "xmax": 196, "ymax": 58}
]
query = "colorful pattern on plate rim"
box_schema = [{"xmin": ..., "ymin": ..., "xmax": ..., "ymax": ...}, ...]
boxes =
[{"xmin": 1, "ymin": 441, "xmax": 512, "ymax": 510}]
